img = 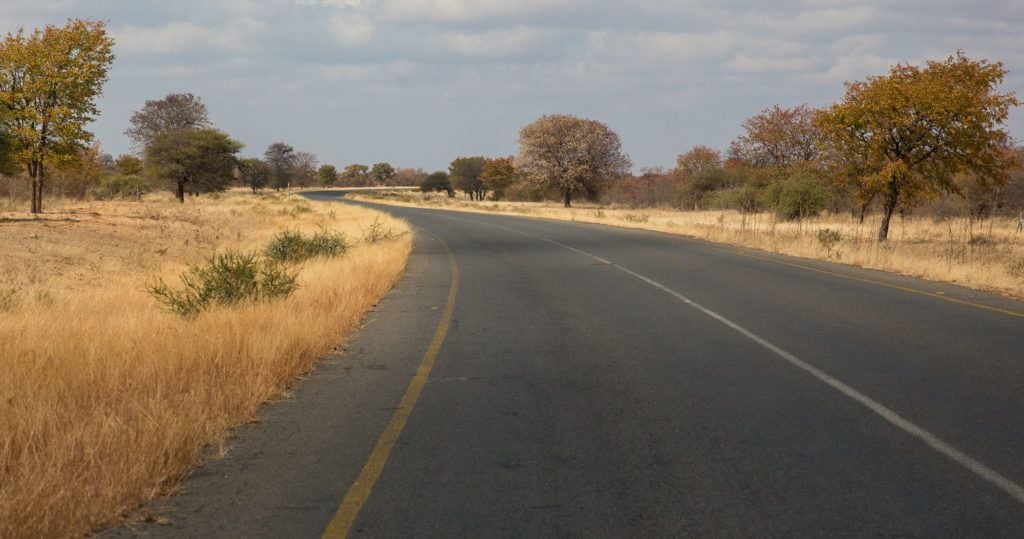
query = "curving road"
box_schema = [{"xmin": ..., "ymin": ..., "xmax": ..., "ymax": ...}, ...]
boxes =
[{"xmin": 122, "ymin": 191, "xmax": 1024, "ymax": 537}]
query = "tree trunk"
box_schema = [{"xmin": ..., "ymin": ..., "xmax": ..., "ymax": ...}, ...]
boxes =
[
  {"xmin": 563, "ymin": 189, "xmax": 572, "ymax": 208},
  {"xmin": 877, "ymin": 183, "xmax": 899, "ymax": 241},
  {"xmin": 176, "ymin": 180, "xmax": 185, "ymax": 203}
]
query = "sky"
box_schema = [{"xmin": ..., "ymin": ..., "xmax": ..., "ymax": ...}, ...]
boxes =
[{"xmin": 1, "ymin": 1, "xmax": 1022, "ymax": 172}]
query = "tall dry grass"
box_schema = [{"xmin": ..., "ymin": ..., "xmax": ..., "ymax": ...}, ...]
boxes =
[
  {"xmin": 355, "ymin": 191, "xmax": 1024, "ymax": 298},
  {"xmin": 0, "ymin": 191, "xmax": 410, "ymax": 537}
]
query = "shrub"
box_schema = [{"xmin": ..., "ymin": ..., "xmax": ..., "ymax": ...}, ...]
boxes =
[
  {"xmin": 816, "ymin": 228, "xmax": 843, "ymax": 258},
  {"xmin": 1008, "ymin": 257, "xmax": 1024, "ymax": 278},
  {"xmin": 623, "ymin": 213, "xmax": 649, "ymax": 223},
  {"xmin": 765, "ymin": 171, "xmax": 829, "ymax": 220},
  {"xmin": 701, "ymin": 185, "xmax": 763, "ymax": 213},
  {"xmin": 265, "ymin": 229, "xmax": 348, "ymax": 263},
  {"xmin": 148, "ymin": 251, "xmax": 298, "ymax": 317},
  {"xmin": 360, "ymin": 217, "xmax": 396, "ymax": 243},
  {"xmin": 0, "ymin": 287, "xmax": 19, "ymax": 312},
  {"xmin": 93, "ymin": 175, "xmax": 150, "ymax": 200}
]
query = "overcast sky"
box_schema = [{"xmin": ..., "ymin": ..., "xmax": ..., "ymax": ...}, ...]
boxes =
[{"xmin": 2, "ymin": 1, "xmax": 1022, "ymax": 171}]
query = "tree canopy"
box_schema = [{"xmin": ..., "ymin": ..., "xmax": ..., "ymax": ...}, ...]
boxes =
[
  {"xmin": 370, "ymin": 162, "xmax": 395, "ymax": 185},
  {"xmin": 480, "ymin": 157, "xmax": 518, "ymax": 201},
  {"xmin": 264, "ymin": 142, "xmax": 295, "ymax": 190},
  {"xmin": 449, "ymin": 156, "xmax": 487, "ymax": 200},
  {"xmin": 420, "ymin": 171, "xmax": 453, "ymax": 196},
  {"xmin": 0, "ymin": 19, "xmax": 115, "ymax": 212},
  {"xmin": 817, "ymin": 51, "xmax": 1020, "ymax": 240},
  {"xmin": 239, "ymin": 157, "xmax": 269, "ymax": 193},
  {"xmin": 728, "ymin": 104, "xmax": 822, "ymax": 168},
  {"xmin": 145, "ymin": 128, "xmax": 241, "ymax": 202},
  {"xmin": 125, "ymin": 93, "xmax": 209, "ymax": 150},
  {"xmin": 516, "ymin": 114, "xmax": 631, "ymax": 207},
  {"xmin": 318, "ymin": 164, "xmax": 338, "ymax": 186}
]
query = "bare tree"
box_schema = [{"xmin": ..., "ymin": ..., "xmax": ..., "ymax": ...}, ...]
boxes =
[
  {"xmin": 292, "ymin": 151, "xmax": 318, "ymax": 188},
  {"xmin": 126, "ymin": 93, "xmax": 210, "ymax": 151},
  {"xmin": 516, "ymin": 114, "xmax": 631, "ymax": 207}
]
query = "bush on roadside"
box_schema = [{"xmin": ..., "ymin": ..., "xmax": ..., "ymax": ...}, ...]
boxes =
[
  {"xmin": 93, "ymin": 175, "xmax": 150, "ymax": 200},
  {"xmin": 265, "ymin": 229, "xmax": 348, "ymax": 263},
  {"xmin": 764, "ymin": 170, "xmax": 829, "ymax": 220},
  {"xmin": 148, "ymin": 251, "xmax": 298, "ymax": 317}
]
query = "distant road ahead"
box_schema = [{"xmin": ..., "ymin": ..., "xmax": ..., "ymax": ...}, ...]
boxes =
[{"xmin": 130, "ymin": 191, "xmax": 1024, "ymax": 537}]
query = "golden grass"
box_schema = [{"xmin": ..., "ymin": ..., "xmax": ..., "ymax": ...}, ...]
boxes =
[
  {"xmin": 0, "ymin": 190, "xmax": 411, "ymax": 537},
  {"xmin": 354, "ymin": 191, "xmax": 1024, "ymax": 299}
]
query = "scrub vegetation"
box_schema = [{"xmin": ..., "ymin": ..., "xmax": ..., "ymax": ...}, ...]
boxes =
[{"xmin": 0, "ymin": 192, "xmax": 410, "ymax": 536}]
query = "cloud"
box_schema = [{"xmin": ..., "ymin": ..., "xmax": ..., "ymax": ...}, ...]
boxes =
[
  {"xmin": 805, "ymin": 53, "xmax": 899, "ymax": 85},
  {"xmin": 586, "ymin": 30, "xmax": 735, "ymax": 68},
  {"xmin": 377, "ymin": 0, "xmax": 582, "ymax": 23},
  {"xmin": 115, "ymin": 22, "xmax": 223, "ymax": 55},
  {"xmin": 328, "ymin": 12, "xmax": 374, "ymax": 45},
  {"xmin": 431, "ymin": 26, "xmax": 550, "ymax": 58}
]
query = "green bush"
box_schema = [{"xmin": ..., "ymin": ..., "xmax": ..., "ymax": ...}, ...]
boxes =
[
  {"xmin": 264, "ymin": 230, "xmax": 348, "ymax": 263},
  {"xmin": 148, "ymin": 251, "xmax": 298, "ymax": 317},
  {"xmin": 764, "ymin": 171, "xmax": 829, "ymax": 220},
  {"xmin": 94, "ymin": 175, "xmax": 150, "ymax": 200},
  {"xmin": 701, "ymin": 185, "xmax": 763, "ymax": 213}
]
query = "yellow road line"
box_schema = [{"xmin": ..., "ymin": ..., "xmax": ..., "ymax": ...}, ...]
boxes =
[
  {"xmin": 322, "ymin": 235, "xmax": 460, "ymax": 539},
  {"xmin": 720, "ymin": 248, "xmax": 1024, "ymax": 319}
]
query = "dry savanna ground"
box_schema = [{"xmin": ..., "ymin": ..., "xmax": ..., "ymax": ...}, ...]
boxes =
[
  {"xmin": 354, "ymin": 191, "xmax": 1024, "ymax": 299},
  {"xmin": 0, "ymin": 190, "xmax": 410, "ymax": 537}
]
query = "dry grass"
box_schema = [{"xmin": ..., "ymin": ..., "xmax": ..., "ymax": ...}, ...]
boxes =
[
  {"xmin": 0, "ymin": 190, "xmax": 411, "ymax": 537},
  {"xmin": 355, "ymin": 191, "xmax": 1024, "ymax": 298}
]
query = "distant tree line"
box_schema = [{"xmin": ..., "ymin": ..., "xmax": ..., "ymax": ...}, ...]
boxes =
[
  {"xmin": 1, "ymin": 27, "xmax": 1019, "ymax": 243},
  {"xmin": 418, "ymin": 51, "xmax": 1022, "ymax": 241}
]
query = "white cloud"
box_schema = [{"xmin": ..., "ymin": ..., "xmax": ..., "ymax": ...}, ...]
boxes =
[
  {"xmin": 115, "ymin": 22, "xmax": 221, "ymax": 55},
  {"xmin": 587, "ymin": 30, "xmax": 735, "ymax": 64},
  {"xmin": 806, "ymin": 53, "xmax": 898, "ymax": 84},
  {"xmin": 727, "ymin": 54, "xmax": 817, "ymax": 73},
  {"xmin": 328, "ymin": 12, "xmax": 374, "ymax": 45},
  {"xmin": 432, "ymin": 27, "xmax": 547, "ymax": 58},
  {"xmin": 377, "ymin": 0, "xmax": 581, "ymax": 22},
  {"xmin": 114, "ymin": 20, "xmax": 264, "ymax": 55}
]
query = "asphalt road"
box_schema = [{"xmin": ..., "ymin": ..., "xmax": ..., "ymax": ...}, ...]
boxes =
[{"xmin": 120, "ymin": 191, "xmax": 1024, "ymax": 537}]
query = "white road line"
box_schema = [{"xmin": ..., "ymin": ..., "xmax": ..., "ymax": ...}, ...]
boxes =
[{"xmin": 445, "ymin": 213, "xmax": 1024, "ymax": 506}]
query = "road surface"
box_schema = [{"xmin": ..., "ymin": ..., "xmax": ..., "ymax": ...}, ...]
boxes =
[{"xmin": 121, "ymin": 191, "xmax": 1024, "ymax": 537}]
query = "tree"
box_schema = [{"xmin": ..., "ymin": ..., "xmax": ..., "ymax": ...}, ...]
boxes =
[
  {"xmin": 239, "ymin": 157, "xmax": 269, "ymax": 193},
  {"xmin": 728, "ymin": 104, "xmax": 822, "ymax": 168},
  {"xmin": 126, "ymin": 93, "xmax": 210, "ymax": 151},
  {"xmin": 48, "ymin": 142, "xmax": 105, "ymax": 198},
  {"xmin": 817, "ymin": 51, "xmax": 1020, "ymax": 241},
  {"xmin": 676, "ymin": 146, "xmax": 722, "ymax": 177},
  {"xmin": 341, "ymin": 163, "xmax": 369, "ymax": 186},
  {"xmin": 264, "ymin": 142, "xmax": 295, "ymax": 190},
  {"xmin": 0, "ymin": 130, "xmax": 17, "ymax": 175},
  {"xmin": 145, "ymin": 128, "xmax": 241, "ymax": 202},
  {"xmin": 516, "ymin": 114, "xmax": 632, "ymax": 207},
  {"xmin": 0, "ymin": 19, "xmax": 115, "ymax": 213},
  {"xmin": 449, "ymin": 156, "xmax": 487, "ymax": 200},
  {"xmin": 293, "ymin": 151, "xmax": 318, "ymax": 188},
  {"xmin": 115, "ymin": 154, "xmax": 143, "ymax": 176},
  {"xmin": 370, "ymin": 162, "xmax": 395, "ymax": 185},
  {"xmin": 480, "ymin": 157, "xmax": 519, "ymax": 200},
  {"xmin": 392, "ymin": 167, "xmax": 428, "ymax": 186},
  {"xmin": 420, "ymin": 171, "xmax": 453, "ymax": 196},
  {"xmin": 318, "ymin": 164, "xmax": 338, "ymax": 186}
]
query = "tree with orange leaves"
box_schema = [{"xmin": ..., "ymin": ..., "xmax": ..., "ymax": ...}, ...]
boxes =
[{"xmin": 817, "ymin": 51, "xmax": 1019, "ymax": 241}]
